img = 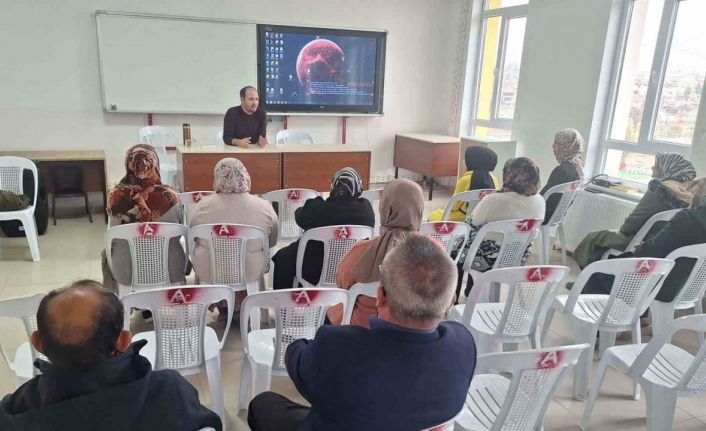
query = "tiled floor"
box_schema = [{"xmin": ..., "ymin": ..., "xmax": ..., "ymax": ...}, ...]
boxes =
[{"xmin": 0, "ymin": 190, "xmax": 705, "ymax": 430}]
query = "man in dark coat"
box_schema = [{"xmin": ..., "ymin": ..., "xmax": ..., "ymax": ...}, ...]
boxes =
[{"xmin": 0, "ymin": 280, "xmax": 222, "ymax": 431}]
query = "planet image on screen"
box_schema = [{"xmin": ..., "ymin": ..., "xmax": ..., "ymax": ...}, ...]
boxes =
[{"xmin": 296, "ymin": 39, "xmax": 345, "ymax": 88}]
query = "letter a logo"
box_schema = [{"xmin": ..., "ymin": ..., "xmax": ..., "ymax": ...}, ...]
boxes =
[
  {"xmin": 170, "ymin": 289, "xmax": 187, "ymax": 304},
  {"xmin": 288, "ymin": 190, "xmax": 301, "ymax": 201},
  {"xmin": 536, "ymin": 350, "xmax": 563, "ymax": 369},
  {"xmin": 527, "ymin": 267, "xmax": 546, "ymax": 282},
  {"xmin": 637, "ymin": 259, "xmax": 654, "ymax": 274},
  {"xmin": 140, "ymin": 223, "xmax": 157, "ymax": 236},
  {"xmin": 291, "ymin": 290, "xmax": 312, "ymax": 306}
]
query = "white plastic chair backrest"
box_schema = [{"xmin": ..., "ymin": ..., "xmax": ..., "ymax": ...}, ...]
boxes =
[
  {"xmin": 627, "ymin": 314, "xmax": 706, "ymax": 393},
  {"xmin": 262, "ymin": 189, "xmax": 319, "ymax": 239},
  {"xmin": 624, "ymin": 209, "xmax": 681, "ymax": 252},
  {"xmin": 462, "ymin": 219, "xmax": 542, "ymax": 272},
  {"xmin": 179, "ymin": 191, "xmax": 214, "ymax": 226},
  {"xmin": 214, "ymin": 128, "xmax": 223, "ymax": 145},
  {"xmin": 188, "ymin": 224, "xmax": 269, "ymax": 288},
  {"xmin": 0, "ymin": 156, "xmax": 38, "ymax": 208},
  {"xmin": 240, "ymin": 288, "xmax": 348, "ymax": 373},
  {"xmin": 104, "ymin": 222, "xmax": 188, "ymax": 292},
  {"xmin": 443, "ymin": 189, "xmax": 496, "ymax": 221},
  {"xmin": 662, "ymin": 244, "xmax": 706, "ymax": 307},
  {"xmin": 361, "ymin": 188, "xmax": 383, "ymax": 234},
  {"xmin": 342, "ymin": 282, "xmax": 379, "ymax": 325},
  {"xmin": 464, "ymin": 266, "xmax": 570, "ymax": 337},
  {"xmin": 542, "ymin": 180, "xmax": 584, "ymax": 226},
  {"xmin": 420, "ymin": 222, "xmax": 471, "ymax": 256},
  {"xmin": 275, "ymin": 130, "xmax": 315, "ymax": 145},
  {"xmin": 296, "ymin": 225, "xmax": 374, "ymax": 287},
  {"xmin": 138, "ymin": 126, "xmax": 179, "ymax": 161},
  {"xmin": 474, "ymin": 344, "xmax": 590, "ymax": 431},
  {"xmin": 0, "ymin": 293, "xmax": 47, "ymax": 372},
  {"xmin": 121, "ymin": 285, "xmax": 234, "ymax": 371},
  {"xmin": 565, "ymin": 258, "xmax": 675, "ymax": 327}
]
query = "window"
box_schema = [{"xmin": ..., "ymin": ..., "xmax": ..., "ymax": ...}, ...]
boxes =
[
  {"xmin": 600, "ymin": 0, "xmax": 706, "ymax": 182},
  {"xmin": 469, "ymin": 0, "xmax": 529, "ymax": 140}
]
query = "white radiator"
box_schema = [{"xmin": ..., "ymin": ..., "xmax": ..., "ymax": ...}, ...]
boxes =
[{"xmin": 561, "ymin": 189, "xmax": 639, "ymax": 252}]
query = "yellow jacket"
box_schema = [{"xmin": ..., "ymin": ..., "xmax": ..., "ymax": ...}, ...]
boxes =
[{"xmin": 427, "ymin": 171, "xmax": 500, "ymax": 221}]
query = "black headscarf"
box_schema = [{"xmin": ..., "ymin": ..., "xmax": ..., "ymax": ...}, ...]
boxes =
[{"xmin": 465, "ymin": 146, "xmax": 498, "ymax": 191}]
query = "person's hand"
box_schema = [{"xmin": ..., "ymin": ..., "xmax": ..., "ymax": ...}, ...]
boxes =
[
  {"xmin": 233, "ymin": 137, "xmax": 251, "ymax": 148},
  {"xmin": 258, "ymin": 135, "xmax": 269, "ymax": 147}
]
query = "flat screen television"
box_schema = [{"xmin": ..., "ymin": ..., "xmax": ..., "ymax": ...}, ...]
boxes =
[{"xmin": 257, "ymin": 24, "xmax": 386, "ymax": 114}]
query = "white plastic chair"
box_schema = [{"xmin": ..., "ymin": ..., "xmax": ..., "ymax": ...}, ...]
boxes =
[
  {"xmin": 543, "ymin": 258, "xmax": 675, "ymax": 400},
  {"xmin": 361, "ymin": 188, "xmax": 383, "ymax": 235},
  {"xmin": 455, "ymin": 344, "xmax": 590, "ymax": 431},
  {"xmin": 581, "ymin": 314, "xmax": 706, "ymax": 431},
  {"xmin": 295, "ymin": 225, "xmax": 374, "ymax": 288},
  {"xmin": 450, "ymin": 265, "xmax": 569, "ymax": 354},
  {"xmin": 180, "ymin": 191, "xmax": 214, "ymax": 226},
  {"xmin": 189, "ymin": 223, "xmax": 269, "ymax": 329},
  {"xmin": 420, "ymin": 221, "xmax": 471, "ymax": 263},
  {"xmin": 462, "ymin": 218, "xmax": 543, "ymax": 302},
  {"xmin": 262, "ymin": 189, "xmax": 319, "ymax": 240},
  {"xmin": 0, "ymin": 293, "xmax": 46, "ymax": 386},
  {"xmin": 237, "ymin": 288, "xmax": 348, "ymax": 411},
  {"xmin": 649, "ymin": 244, "xmax": 706, "ymax": 342},
  {"xmin": 104, "ymin": 222, "xmax": 188, "ymax": 297},
  {"xmin": 442, "ymin": 188, "xmax": 496, "ymax": 221},
  {"xmin": 122, "ymin": 285, "xmax": 234, "ymax": 428},
  {"xmin": 138, "ymin": 126, "xmax": 179, "ymax": 187},
  {"xmin": 214, "ymin": 128, "xmax": 224, "ymax": 145},
  {"xmin": 275, "ymin": 130, "xmax": 315, "ymax": 145},
  {"xmin": 342, "ymin": 281, "xmax": 379, "ymax": 325},
  {"xmin": 0, "ymin": 156, "xmax": 40, "ymax": 261},
  {"xmin": 602, "ymin": 209, "xmax": 681, "ymax": 259},
  {"xmin": 540, "ymin": 180, "xmax": 584, "ymax": 265}
]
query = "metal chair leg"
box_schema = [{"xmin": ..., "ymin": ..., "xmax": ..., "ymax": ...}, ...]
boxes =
[
  {"xmin": 52, "ymin": 193, "xmax": 56, "ymax": 225},
  {"xmin": 84, "ymin": 192, "xmax": 93, "ymax": 223}
]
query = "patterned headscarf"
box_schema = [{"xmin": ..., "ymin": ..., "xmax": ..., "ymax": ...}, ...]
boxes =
[
  {"xmin": 689, "ymin": 178, "xmax": 706, "ymax": 210},
  {"xmin": 654, "ymin": 152, "xmax": 696, "ymax": 183},
  {"xmin": 107, "ymin": 144, "xmax": 180, "ymax": 223},
  {"xmin": 330, "ymin": 167, "xmax": 363, "ymax": 198},
  {"xmin": 213, "ymin": 158, "xmax": 251, "ymax": 193},
  {"xmin": 502, "ymin": 157, "xmax": 541, "ymax": 196},
  {"xmin": 552, "ymin": 128, "xmax": 585, "ymax": 179}
]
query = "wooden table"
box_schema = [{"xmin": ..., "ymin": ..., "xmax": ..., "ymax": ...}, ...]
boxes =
[
  {"xmin": 394, "ymin": 133, "xmax": 460, "ymax": 200},
  {"xmin": 177, "ymin": 144, "xmax": 371, "ymax": 193},
  {"xmin": 0, "ymin": 150, "xmax": 108, "ymax": 222}
]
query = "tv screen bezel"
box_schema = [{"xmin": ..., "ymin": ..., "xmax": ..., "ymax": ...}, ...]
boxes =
[{"xmin": 256, "ymin": 24, "xmax": 386, "ymax": 115}]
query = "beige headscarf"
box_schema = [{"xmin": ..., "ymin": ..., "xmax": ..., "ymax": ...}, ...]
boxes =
[{"xmin": 351, "ymin": 178, "xmax": 425, "ymax": 282}]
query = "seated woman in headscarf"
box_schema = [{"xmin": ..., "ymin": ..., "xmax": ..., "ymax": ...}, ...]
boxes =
[
  {"xmin": 541, "ymin": 128, "xmax": 584, "ymax": 224},
  {"xmin": 427, "ymin": 146, "xmax": 499, "ymax": 222},
  {"xmin": 189, "ymin": 158, "xmax": 279, "ymax": 316},
  {"xmin": 102, "ymin": 144, "xmax": 185, "ymax": 293},
  {"xmin": 272, "ymin": 167, "xmax": 375, "ymax": 289},
  {"xmin": 328, "ymin": 178, "xmax": 425, "ymax": 327},
  {"xmin": 573, "ymin": 152, "xmax": 696, "ymax": 269},
  {"xmin": 581, "ymin": 178, "xmax": 706, "ymax": 298},
  {"xmin": 456, "ymin": 157, "xmax": 546, "ymax": 299}
]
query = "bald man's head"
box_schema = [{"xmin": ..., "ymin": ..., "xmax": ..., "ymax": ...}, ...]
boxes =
[{"xmin": 36, "ymin": 280, "xmax": 125, "ymax": 369}]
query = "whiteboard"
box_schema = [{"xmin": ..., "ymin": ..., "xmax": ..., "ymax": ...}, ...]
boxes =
[{"xmin": 96, "ymin": 11, "xmax": 257, "ymax": 114}]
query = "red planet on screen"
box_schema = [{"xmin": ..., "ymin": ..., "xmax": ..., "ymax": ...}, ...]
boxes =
[{"xmin": 296, "ymin": 39, "xmax": 345, "ymax": 88}]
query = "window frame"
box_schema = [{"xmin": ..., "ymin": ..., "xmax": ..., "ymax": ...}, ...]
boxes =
[
  {"xmin": 598, "ymin": 0, "xmax": 704, "ymax": 174},
  {"xmin": 468, "ymin": 2, "xmax": 529, "ymax": 136}
]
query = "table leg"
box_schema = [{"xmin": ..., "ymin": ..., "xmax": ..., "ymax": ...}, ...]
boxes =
[
  {"xmin": 394, "ymin": 166, "xmax": 399, "ymax": 179},
  {"xmin": 101, "ymin": 161, "xmax": 108, "ymax": 223},
  {"xmin": 428, "ymin": 177, "xmax": 434, "ymax": 201}
]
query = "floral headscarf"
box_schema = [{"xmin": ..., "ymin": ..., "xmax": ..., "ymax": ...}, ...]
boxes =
[
  {"xmin": 552, "ymin": 128, "xmax": 585, "ymax": 179},
  {"xmin": 213, "ymin": 158, "xmax": 251, "ymax": 193},
  {"xmin": 502, "ymin": 157, "xmax": 541, "ymax": 196}
]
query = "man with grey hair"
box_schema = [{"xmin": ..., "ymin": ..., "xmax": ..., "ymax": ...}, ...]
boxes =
[{"xmin": 248, "ymin": 234, "xmax": 477, "ymax": 431}]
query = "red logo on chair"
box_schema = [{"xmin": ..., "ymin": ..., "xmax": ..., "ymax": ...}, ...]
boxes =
[
  {"xmin": 192, "ymin": 192, "xmax": 212, "ymax": 203},
  {"xmin": 433, "ymin": 222, "xmax": 455, "ymax": 234},
  {"xmin": 287, "ymin": 190, "xmax": 301, "ymax": 201},
  {"xmin": 334, "ymin": 226, "xmax": 352, "ymax": 240},
  {"xmin": 570, "ymin": 181, "xmax": 581, "ymax": 191},
  {"xmin": 479, "ymin": 190, "xmax": 495, "ymax": 199},
  {"xmin": 166, "ymin": 288, "xmax": 198, "ymax": 304},
  {"xmin": 526, "ymin": 267, "xmax": 553, "ymax": 282},
  {"xmin": 536, "ymin": 350, "xmax": 564, "ymax": 369},
  {"xmin": 290, "ymin": 290, "xmax": 321, "ymax": 306},
  {"xmin": 515, "ymin": 219, "xmax": 538, "ymax": 232},
  {"xmin": 636, "ymin": 259, "xmax": 656, "ymax": 274},
  {"xmin": 139, "ymin": 223, "xmax": 159, "ymax": 236},
  {"xmin": 212, "ymin": 224, "xmax": 237, "ymax": 237}
]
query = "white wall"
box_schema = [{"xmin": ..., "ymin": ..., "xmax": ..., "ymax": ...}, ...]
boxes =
[
  {"xmin": 511, "ymin": 0, "xmax": 614, "ymax": 184},
  {"xmin": 0, "ymin": 0, "xmax": 465, "ymax": 184}
]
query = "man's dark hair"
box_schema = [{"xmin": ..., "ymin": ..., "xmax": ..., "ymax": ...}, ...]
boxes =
[
  {"xmin": 240, "ymin": 86, "xmax": 258, "ymax": 98},
  {"xmin": 36, "ymin": 280, "xmax": 124, "ymax": 369}
]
